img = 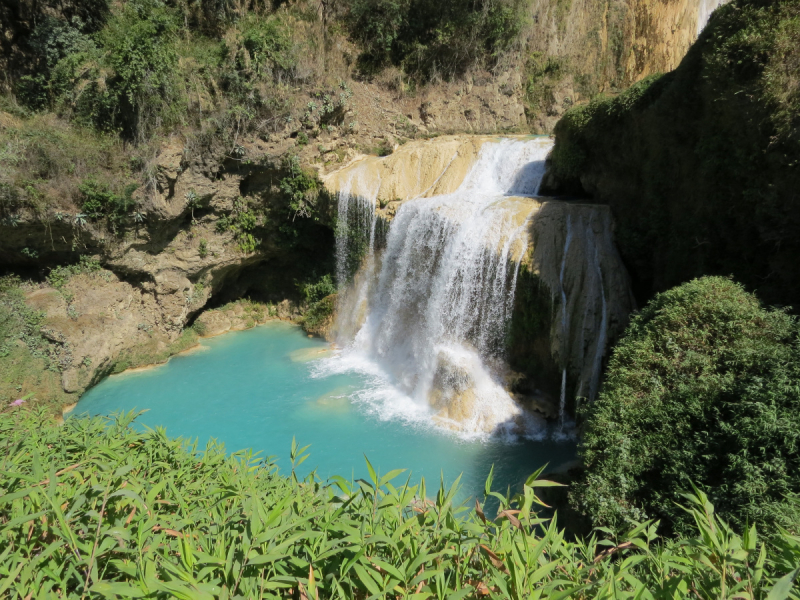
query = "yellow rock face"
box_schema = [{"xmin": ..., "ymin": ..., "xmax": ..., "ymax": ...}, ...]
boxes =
[{"xmin": 323, "ymin": 135, "xmax": 527, "ymax": 209}]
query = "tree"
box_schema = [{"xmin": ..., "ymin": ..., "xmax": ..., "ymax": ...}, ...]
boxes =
[{"xmin": 573, "ymin": 276, "xmax": 800, "ymax": 536}]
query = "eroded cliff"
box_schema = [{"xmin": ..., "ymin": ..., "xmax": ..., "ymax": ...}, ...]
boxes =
[{"xmin": 541, "ymin": 0, "xmax": 800, "ymax": 308}]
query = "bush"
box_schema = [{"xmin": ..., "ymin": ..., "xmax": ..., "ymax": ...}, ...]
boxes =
[
  {"xmin": 90, "ymin": 0, "xmax": 181, "ymax": 139},
  {"xmin": 574, "ymin": 277, "xmax": 800, "ymax": 536},
  {"xmin": 345, "ymin": 0, "xmax": 527, "ymax": 80},
  {"xmin": 0, "ymin": 277, "xmax": 75, "ymax": 409},
  {"xmin": 46, "ymin": 255, "xmax": 103, "ymax": 290},
  {"xmin": 1, "ymin": 409, "xmax": 799, "ymax": 598},
  {"xmin": 300, "ymin": 274, "xmax": 336, "ymax": 304},
  {"xmin": 279, "ymin": 154, "xmax": 322, "ymax": 221},
  {"xmin": 16, "ymin": 17, "xmax": 98, "ymax": 111},
  {"xmin": 79, "ymin": 178, "xmax": 139, "ymax": 228}
]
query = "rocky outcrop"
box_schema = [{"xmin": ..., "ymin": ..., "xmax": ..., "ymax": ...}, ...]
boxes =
[
  {"xmin": 1, "ymin": 131, "xmax": 332, "ymax": 406},
  {"xmin": 25, "ymin": 271, "xmax": 183, "ymax": 395},
  {"xmin": 195, "ymin": 298, "xmax": 301, "ymax": 338},
  {"xmin": 322, "ymin": 135, "xmax": 500, "ymax": 216},
  {"xmin": 541, "ymin": 0, "xmax": 800, "ymax": 308}
]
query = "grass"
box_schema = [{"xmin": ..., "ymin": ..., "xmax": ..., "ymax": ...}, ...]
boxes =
[
  {"xmin": 0, "ymin": 408, "xmax": 799, "ymax": 598},
  {"xmin": 0, "ymin": 107, "xmax": 140, "ymax": 219},
  {"xmin": 0, "ymin": 276, "xmax": 74, "ymax": 413}
]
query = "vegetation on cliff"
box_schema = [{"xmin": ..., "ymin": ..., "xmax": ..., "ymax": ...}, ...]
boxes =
[
  {"xmin": 542, "ymin": 0, "xmax": 800, "ymax": 308},
  {"xmin": 575, "ymin": 277, "xmax": 800, "ymax": 537},
  {"xmin": 345, "ymin": 0, "xmax": 527, "ymax": 79},
  {"xmin": 2, "ymin": 408, "xmax": 800, "ymax": 598}
]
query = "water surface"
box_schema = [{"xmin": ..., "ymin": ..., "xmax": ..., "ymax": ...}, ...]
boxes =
[{"xmin": 76, "ymin": 322, "xmax": 576, "ymax": 500}]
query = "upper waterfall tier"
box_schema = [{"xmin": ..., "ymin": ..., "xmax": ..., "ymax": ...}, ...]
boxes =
[{"xmin": 323, "ymin": 135, "xmax": 549, "ymax": 219}]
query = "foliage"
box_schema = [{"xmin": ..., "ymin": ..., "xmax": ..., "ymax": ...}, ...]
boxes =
[
  {"xmin": 233, "ymin": 15, "xmax": 297, "ymax": 79},
  {"xmin": 15, "ymin": 0, "xmax": 181, "ymax": 141},
  {"xmin": 301, "ymin": 293, "xmax": 336, "ymax": 336},
  {"xmin": 46, "ymin": 256, "xmax": 103, "ymax": 290},
  {"xmin": 300, "ymin": 274, "xmax": 337, "ymax": 305},
  {"xmin": 300, "ymin": 82, "xmax": 354, "ymax": 130},
  {"xmin": 574, "ymin": 277, "xmax": 800, "ymax": 537},
  {"xmin": 279, "ymin": 155, "xmax": 322, "ymax": 221},
  {"xmin": 546, "ymin": 73, "xmax": 664, "ymax": 186},
  {"xmin": 216, "ymin": 197, "xmax": 261, "ymax": 253},
  {"xmin": 344, "ymin": 0, "xmax": 528, "ymax": 80},
  {"xmin": 0, "ymin": 277, "xmax": 74, "ymax": 410},
  {"xmin": 298, "ymin": 274, "xmax": 337, "ymax": 335},
  {"xmin": 0, "ymin": 408, "xmax": 799, "ymax": 598},
  {"xmin": 79, "ymin": 179, "xmax": 139, "ymax": 229},
  {"xmin": 0, "ymin": 278, "xmax": 48, "ymax": 363},
  {"xmin": 523, "ymin": 53, "xmax": 569, "ymax": 119},
  {"xmin": 15, "ymin": 17, "xmax": 98, "ymax": 111},
  {"xmin": 0, "ymin": 111, "xmax": 136, "ymax": 219}
]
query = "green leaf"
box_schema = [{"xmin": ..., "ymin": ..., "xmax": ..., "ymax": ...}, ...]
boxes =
[
  {"xmin": 91, "ymin": 582, "xmax": 149, "ymax": 597},
  {"xmin": 766, "ymin": 568, "xmax": 800, "ymax": 600}
]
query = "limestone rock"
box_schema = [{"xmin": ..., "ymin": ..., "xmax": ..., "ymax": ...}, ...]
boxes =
[{"xmin": 195, "ymin": 311, "xmax": 232, "ymax": 337}]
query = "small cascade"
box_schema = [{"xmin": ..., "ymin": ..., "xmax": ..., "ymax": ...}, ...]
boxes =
[
  {"xmin": 587, "ymin": 232, "xmax": 608, "ymax": 403},
  {"xmin": 333, "ymin": 164, "xmax": 382, "ymax": 342}
]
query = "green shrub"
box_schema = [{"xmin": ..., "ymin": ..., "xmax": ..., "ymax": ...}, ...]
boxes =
[
  {"xmin": 79, "ymin": 179, "xmax": 138, "ymax": 228},
  {"xmin": 523, "ymin": 52, "xmax": 569, "ymax": 119},
  {"xmin": 216, "ymin": 197, "xmax": 261, "ymax": 253},
  {"xmin": 92, "ymin": 0, "xmax": 180, "ymax": 139},
  {"xmin": 300, "ymin": 274, "xmax": 336, "ymax": 304},
  {"xmin": 0, "ymin": 277, "xmax": 46, "ymax": 361},
  {"xmin": 279, "ymin": 154, "xmax": 321, "ymax": 221},
  {"xmin": 46, "ymin": 256, "xmax": 104, "ymax": 290},
  {"xmin": 16, "ymin": 17, "xmax": 98, "ymax": 111},
  {"xmin": 0, "ymin": 277, "xmax": 75, "ymax": 409},
  {"xmin": 345, "ymin": 0, "xmax": 527, "ymax": 80},
  {"xmin": 574, "ymin": 277, "xmax": 800, "ymax": 536},
  {"xmin": 0, "ymin": 409, "xmax": 799, "ymax": 598},
  {"xmin": 301, "ymin": 292, "xmax": 336, "ymax": 336}
]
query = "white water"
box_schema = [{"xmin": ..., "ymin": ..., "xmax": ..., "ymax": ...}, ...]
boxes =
[
  {"xmin": 319, "ymin": 138, "xmax": 553, "ymax": 438},
  {"xmin": 697, "ymin": 0, "xmax": 728, "ymax": 34}
]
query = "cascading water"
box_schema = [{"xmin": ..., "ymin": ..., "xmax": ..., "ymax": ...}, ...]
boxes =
[
  {"xmin": 321, "ymin": 138, "xmax": 553, "ymax": 438},
  {"xmin": 697, "ymin": 0, "xmax": 729, "ymax": 33}
]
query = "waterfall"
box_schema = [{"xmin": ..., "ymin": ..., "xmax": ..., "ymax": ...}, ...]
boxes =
[{"xmin": 327, "ymin": 138, "xmax": 553, "ymax": 437}]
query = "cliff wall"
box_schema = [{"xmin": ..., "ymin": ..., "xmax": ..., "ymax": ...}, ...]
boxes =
[{"xmin": 541, "ymin": 0, "xmax": 800, "ymax": 308}]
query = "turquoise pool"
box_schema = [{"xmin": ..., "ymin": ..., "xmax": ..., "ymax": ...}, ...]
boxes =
[{"xmin": 75, "ymin": 322, "xmax": 575, "ymax": 500}]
